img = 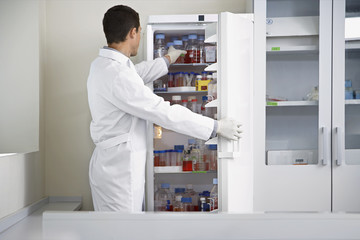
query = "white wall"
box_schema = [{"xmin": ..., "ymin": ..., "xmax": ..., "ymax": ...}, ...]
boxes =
[
  {"xmin": 0, "ymin": 0, "xmax": 40, "ymax": 153},
  {"xmin": 0, "ymin": 0, "xmax": 45, "ymax": 220},
  {"xmin": 44, "ymin": 0, "xmax": 247, "ymax": 210}
]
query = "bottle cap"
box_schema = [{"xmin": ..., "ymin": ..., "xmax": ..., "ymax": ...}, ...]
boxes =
[
  {"xmin": 191, "ymin": 99, "xmax": 197, "ymax": 102},
  {"xmin": 182, "ymin": 35, "xmax": 189, "ymax": 41},
  {"xmin": 161, "ymin": 183, "xmax": 170, "ymax": 188},
  {"xmin": 155, "ymin": 33, "xmax": 165, "ymax": 39},
  {"xmin": 181, "ymin": 197, "xmax": 192, "ymax": 203},
  {"xmin": 175, "ymin": 195, "xmax": 182, "ymax": 201},
  {"xmin": 166, "ymin": 42, "xmax": 174, "ymax": 48},
  {"xmin": 174, "ymin": 145, "xmax": 184, "ymax": 150},
  {"xmin": 154, "ymin": 150, "xmax": 161, "ymax": 154},
  {"xmin": 175, "ymin": 188, "xmax": 186, "ymax": 193},
  {"xmin": 186, "ymin": 184, "xmax": 193, "ymax": 189},
  {"xmin": 213, "ymin": 178, "xmax": 218, "ymax": 185},
  {"xmin": 208, "ymin": 144, "xmax": 217, "ymax": 150},
  {"xmin": 173, "ymin": 40, "xmax": 183, "ymax": 46},
  {"xmin": 170, "ymin": 36, "xmax": 178, "ymax": 41},
  {"xmin": 207, "ymin": 75, "xmax": 213, "ymax": 80},
  {"xmin": 196, "ymin": 75, "xmax": 203, "ymax": 79},
  {"xmin": 198, "ymin": 35, "xmax": 205, "ymax": 41},
  {"xmin": 188, "ymin": 139, "xmax": 196, "ymax": 144},
  {"xmin": 188, "ymin": 34, "xmax": 197, "ymax": 39},
  {"xmin": 159, "ymin": 150, "xmax": 166, "ymax": 153},
  {"xmin": 202, "ymin": 96, "xmax": 208, "ymax": 101},
  {"xmin": 201, "ymin": 71, "xmax": 208, "ymax": 74},
  {"xmin": 174, "ymin": 149, "xmax": 183, "ymax": 153},
  {"xmin": 172, "ymin": 95, "xmax": 181, "ymax": 101},
  {"xmin": 188, "ymin": 96, "xmax": 196, "ymax": 101},
  {"xmin": 182, "ymin": 99, "xmax": 188, "ymax": 103}
]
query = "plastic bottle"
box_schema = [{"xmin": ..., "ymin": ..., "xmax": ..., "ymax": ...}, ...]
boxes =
[
  {"xmin": 173, "ymin": 40, "xmax": 185, "ymax": 63},
  {"xmin": 185, "ymin": 34, "xmax": 198, "ymax": 63},
  {"xmin": 210, "ymin": 178, "xmax": 218, "ymax": 211},
  {"xmin": 174, "ymin": 149, "xmax": 183, "ymax": 166},
  {"xmin": 195, "ymin": 75, "xmax": 202, "ymax": 91},
  {"xmin": 181, "ymin": 99, "xmax": 188, "ymax": 108},
  {"xmin": 201, "ymin": 71, "xmax": 208, "ymax": 80},
  {"xmin": 174, "ymin": 187, "xmax": 186, "ymax": 200},
  {"xmin": 198, "ymin": 35, "xmax": 205, "ymax": 63},
  {"xmin": 173, "ymin": 195, "xmax": 183, "ymax": 212},
  {"xmin": 200, "ymin": 197, "xmax": 207, "ymax": 212},
  {"xmin": 171, "ymin": 95, "xmax": 182, "ymax": 105},
  {"xmin": 154, "ymin": 33, "xmax": 166, "ymax": 59},
  {"xmin": 165, "ymin": 150, "xmax": 172, "ymax": 166},
  {"xmin": 182, "ymin": 150, "xmax": 192, "ymax": 171},
  {"xmin": 159, "ymin": 150, "xmax": 166, "ymax": 166},
  {"xmin": 185, "ymin": 184, "xmax": 199, "ymax": 211},
  {"xmin": 175, "ymin": 72, "xmax": 184, "ymax": 87},
  {"xmin": 201, "ymin": 96, "xmax": 212, "ymax": 117},
  {"xmin": 154, "ymin": 183, "xmax": 173, "ymax": 211}
]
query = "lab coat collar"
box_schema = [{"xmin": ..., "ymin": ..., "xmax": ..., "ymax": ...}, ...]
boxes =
[{"xmin": 99, "ymin": 47, "xmax": 130, "ymax": 65}]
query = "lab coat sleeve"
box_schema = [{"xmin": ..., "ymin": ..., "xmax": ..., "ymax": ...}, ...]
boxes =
[
  {"xmin": 111, "ymin": 67, "xmax": 214, "ymax": 140},
  {"xmin": 134, "ymin": 58, "xmax": 168, "ymax": 84}
]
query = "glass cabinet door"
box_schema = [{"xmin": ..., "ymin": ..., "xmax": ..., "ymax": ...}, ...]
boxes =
[
  {"xmin": 333, "ymin": 0, "xmax": 360, "ymax": 212},
  {"xmin": 256, "ymin": 0, "xmax": 332, "ymax": 212}
]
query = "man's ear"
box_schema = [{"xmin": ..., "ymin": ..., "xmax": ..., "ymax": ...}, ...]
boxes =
[{"xmin": 129, "ymin": 27, "xmax": 137, "ymax": 39}]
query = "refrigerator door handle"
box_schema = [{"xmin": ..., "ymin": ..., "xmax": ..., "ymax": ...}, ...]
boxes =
[
  {"xmin": 218, "ymin": 139, "xmax": 241, "ymax": 159},
  {"xmin": 320, "ymin": 127, "xmax": 327, "ymax": 165},
  {"xmin": 335, "ymin": 127, "xmax": 342, "ymax": 166}
]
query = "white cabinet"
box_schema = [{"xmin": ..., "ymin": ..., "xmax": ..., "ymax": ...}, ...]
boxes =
[{"xmin": 254, "ymin": 0, "xmax": 360, "ymax": 212}]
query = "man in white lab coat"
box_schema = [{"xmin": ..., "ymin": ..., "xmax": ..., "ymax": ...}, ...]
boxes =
[{"xmin": 87, "ymin": 5, "xmax": 242, "ymax": 212}]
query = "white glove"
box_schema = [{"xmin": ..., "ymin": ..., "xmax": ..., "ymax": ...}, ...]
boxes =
[
  {"xmin": 166, "ymin": 46, "xmax": 187, "ymax": 64},
  {"xmin": 217, "ymin": 118, "xmax": 242, "ymax": 141}
]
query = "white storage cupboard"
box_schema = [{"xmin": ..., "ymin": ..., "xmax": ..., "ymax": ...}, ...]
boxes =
[{"xmin": 254, "ymin": 0, "xmax": 360, "ymax": 212}]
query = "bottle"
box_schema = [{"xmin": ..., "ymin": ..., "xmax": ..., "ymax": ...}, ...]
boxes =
[
  {"xmin": 210, "ymin": 178, "xmax": 218, "ymax": 211},
  {"xmin": 173, "ymin": 40, "xmax": 185, "ymax": 63},
  {"xmin": 174, "ymin": 149, "xmax": 183, "ymax": 166},
  {"xmin": 188, "ymin": 99, "xmax": 198, "ymax": 113},
  {"xmin": 198, "ymin": 35, "xmax": 205, "ymax": 63},
  {"xmin": 208, "ymin": 72, "xmax": 217, "ymax": 100},
  {"xmin": 159, "ymin": 150, "xmax": 166, "ymax": 166},
  {"xmin": 167, "ymin": 72, "xmax": 175, "ymax": 88},
  {"xmin": 173, "ymin": 195, "xmax": 183, "ymax": 212},
  {"xmin": 181, "ymin": 197, "xmax": 193, "ymax": 212},
  {"xmin": 171, "ymin": 95, "xmax": 182, "ymax": 105},
  {"xmin": 181, "ymin": 99, "xmax": 188, "ymax": 108},
  {"xmin": 195, "ymin": 75, "xmax": 202, "ymax": 91},
  {"xmin": 182, "ymin": 35, "xmax": 189, "ymax": 49},
  {"xmin": 154, "ymin": 183, "xmax": 173, "ymax": 211},
  {"xmin": 201, "ymin": 96, "xmax": 212, "ymax": 117},
  {"xmin": 190, "ymin": 146, "xmax": 200, "ymax": 172},
  {"xmin": 208, "ymin": 144, "xmax": 217, "ymax": 171},
  {"xmin": 185, "ymin": 184, "xmax": 198, "ymax": 211},
  {"xmin": 201, "ymin": 71, "xmax": 208, "ymax": 80},
  {"xmin": 175, "ymin": 72, "xmax": 184, "ymax": 87},
  {"xmin": 200, "ymin": 197, "xmax": 207, "ymax": 212},
  {"xmin": 154, "ymin": 150, "xmax": 161, "ymax": 167},
  {"xmin": 166, "ymin": 42, "xmax": 174, "ymax": 50},
  {"xmin": 174, "ymin": 187, "xmax": 186, "ymax": 200},
  {"xmin": 182, "ymin": 150, "xmax": 192, "ymax": 171},
  {"xmin": 154, "ymin": 33, "xmax": 166, "ymax": 59},
  {"xmin": 185, "ymin": 34, "xmax": 198, "ymax": 63}
]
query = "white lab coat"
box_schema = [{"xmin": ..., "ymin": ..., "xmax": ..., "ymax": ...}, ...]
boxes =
[{"xmin": 87, "ymin": 48, "xmax": 214, "ymax": 212}]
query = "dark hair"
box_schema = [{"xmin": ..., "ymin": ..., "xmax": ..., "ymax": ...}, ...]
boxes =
[{"xmin": 103, "ymin": 5, "xmax": 140, "ymax": 44}]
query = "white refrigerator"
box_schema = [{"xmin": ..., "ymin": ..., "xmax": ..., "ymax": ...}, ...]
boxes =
[{"xmin": 145, "ymin": 12, "xmax": 254, "ymax": 213}]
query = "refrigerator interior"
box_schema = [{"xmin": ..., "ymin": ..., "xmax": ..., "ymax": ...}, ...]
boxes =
[{"xmin": 147, "ymin": 22, "xmax": 218, "ymax": 211}]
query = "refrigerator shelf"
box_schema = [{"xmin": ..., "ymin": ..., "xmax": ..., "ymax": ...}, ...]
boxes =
[
  {"xmin": 345, "ymin": 99, "xmax": 360, "ymax": 105},
  {"xmin": 154, "ymin": 168, "xmax": 217, "ymax": 174},
  {"xmin": 154, "ymin": 90, "xmax": 207, "ymax": 95},
  {"xmin": 169, "ymin": 63, "xmax": 211, "ymax": 67}
]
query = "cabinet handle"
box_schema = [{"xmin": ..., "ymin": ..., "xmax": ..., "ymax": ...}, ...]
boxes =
[
  {"xmin": 320, "ymin": 127, "xmax": 327, "ymax": 165},
  {"xmin": 335, "ymin": 127, "xmax": 342, "ymax": 166}
]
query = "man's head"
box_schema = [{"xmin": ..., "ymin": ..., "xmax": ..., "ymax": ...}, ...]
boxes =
[{"xmin": 103, "ymin": 5, "xmax": 141, "ymax": 56}]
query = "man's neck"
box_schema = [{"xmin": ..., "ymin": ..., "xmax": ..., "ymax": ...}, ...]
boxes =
[{"xmin": 108, "ymin": 42, "xmax": 131, "ymax": 58}]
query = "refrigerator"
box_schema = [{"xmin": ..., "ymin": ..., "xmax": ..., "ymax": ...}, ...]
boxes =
[{"xmin": 145, "ymin": 12, "xmax": 254, "ymax": 213}]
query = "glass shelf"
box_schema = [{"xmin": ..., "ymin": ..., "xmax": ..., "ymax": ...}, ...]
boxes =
[
  {"xmin": 266, "ymin": 101, "xmax": 318, "ymax": 107},
  {"xmin": 154, "ymin": 91, "xmax": 207, "ymax": 95}
]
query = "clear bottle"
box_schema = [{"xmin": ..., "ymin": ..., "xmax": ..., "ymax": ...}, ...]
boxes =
[
  {"xmin": 174, "ymin": 149, "xmax": 183, "ymax": 166},
  {"xmin": 182, "ymin": 150, "xmax": 192, "ymax": 171},
  {"xmin": 173, "ymin": 40, "xmax": 185, "ymax": 63},
  {"xmin": 208, "ymin": 144, "xmax": 217, "ymax": 171},
  {"xmin": 154, "ymin": 33, "xmax": 166, "ymax": 59},
  {"xmin": 182, "ymin": 35, "xmax": 189, "ymax": 49},
  {"xmin": 171, "ymin": 95, "xmax": 182, "ymax": 105},
  {"xmin": 173, "ymin": 195, "xmax": 183, "ymax": 212},
  {"xmin": 207, "ymin": 72, "xmax": 217, "ymax": 100},
  {"xmin": 209, "ymin": 178, "xmax": 218, "ymax": 211},
  {"xmin": 181, "ymin": 197, "xmax": 193, "ymax": 212},
  {"xmin": 195, "ymin": 75, "xmax": 202, "ymax": 91},
  {"xmin": 159, "ymin": 150, "xmax": 166, "ymax": 166},
  {"xmin": 174, "ymin": 188, "xmax": 186, "ymax": 204},
  {"xmin": 154, "ymin": 183, "xmax": 173, "ymax": 211},
  {"xmin": 185, "ymin": 34, "xmax": 198, "ymax": 63},
  {"xmin": 154, "ymin": 150, "xmax": 161, "ymax": 167},
  {"xmin": 201, "ymin": 96, "xmax": 212, "ymax": 117},
  {"xmin": 185, "ymin": 184, "xmax": 198, "ymax": 211},
  {"xmin": 188, "ymin": 99, "xmax": 198, "ymax": 113},
  {"xmin": 198, "ymin": 35, "xmax": 205, "ymax": 63},
  {"xmin": 181, "ymin": 99, "xmax": 188, "ymax": 108},
  {"xmin": 167, "ymin": 72, "xmax": 175, "ymax": 88}
]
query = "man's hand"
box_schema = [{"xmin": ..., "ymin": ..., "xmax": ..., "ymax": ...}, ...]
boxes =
[
  {"xmin": 165, "ymin": 46, "xmax": 187, "ymax": 64},
  {"xmin": 217, "ymin": 119, "xmax": 242, "ymax": 141}
]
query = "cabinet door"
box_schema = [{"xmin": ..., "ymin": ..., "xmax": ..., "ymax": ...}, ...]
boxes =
[
  {"xmin": 332, "ymin": 0, "xmax": 360, "ymax": 212},
  {"xmin": 217, "ymin": 12, "xmax": 254, "ymax": 212},
  {"xmin": 255, "ymin": 0, "xmax": 332, "ymax": 212}
]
